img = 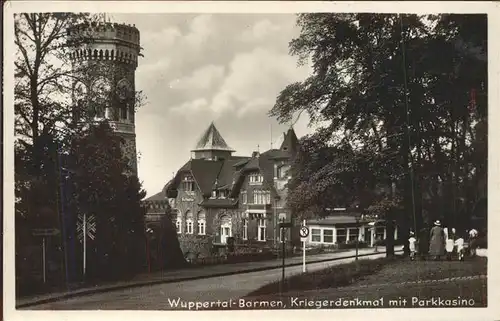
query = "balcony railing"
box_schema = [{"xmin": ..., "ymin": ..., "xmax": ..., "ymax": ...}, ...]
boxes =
[
  {"xmin": 109, "ymin": 121, "xmax": 135, "ymax": 134},
  {"xmin": 245, "ymin": 203, "xmax": 272, "ymax": 210}
]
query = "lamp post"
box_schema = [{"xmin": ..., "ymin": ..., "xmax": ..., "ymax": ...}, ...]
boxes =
[
  {"xmin": 146, "ymin": 226, "xmax": 153, "ymax": 273},
  {"xmin": 354, "ymin": 206, "xmax": 361, "ymax": 262},
  {"xmin": 355, "ymin": 214, "xmax": 361, "ymax": 262}
]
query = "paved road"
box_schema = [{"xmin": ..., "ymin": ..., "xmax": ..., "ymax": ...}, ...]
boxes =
[{"xmin": 26, "ymin": 251, "xmax": 389, "ymax": 310}]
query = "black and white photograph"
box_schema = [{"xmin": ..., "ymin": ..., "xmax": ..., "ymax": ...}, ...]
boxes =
[{"xmin": 3, "ymin": 1, "xmax": 498, "ymax": 320}]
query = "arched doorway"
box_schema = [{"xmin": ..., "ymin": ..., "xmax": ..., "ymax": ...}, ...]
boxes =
[{"xmin": 220, "ymin": 214, "xmax": 232, "ymax": 244}]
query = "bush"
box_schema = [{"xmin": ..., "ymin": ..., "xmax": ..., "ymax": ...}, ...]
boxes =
[
  {"xmin": 188, "ymin": 251, "xmax": 277, "ymax": 266},
  {"xmin": 374, "ymin": 238, "xmax": 405, "ymax": 246},
  {"xmin": 338, "ymin": 241, "xmax": 369, "ymax": 250},
  {"xmin": 476, "ymin": 235, "xmax": 488, "ymax": 248}
]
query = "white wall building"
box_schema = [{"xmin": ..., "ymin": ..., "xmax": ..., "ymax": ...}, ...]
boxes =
[{"xmin": 306, "ymin": 215, "xmax": 398, "ymax": 247}]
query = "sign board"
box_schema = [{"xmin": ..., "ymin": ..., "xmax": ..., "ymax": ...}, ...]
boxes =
[
  {"xmin": 77, "ymin": 213, "xmax": 96, "ymax": 242},
  {"xmin": 279, "ymin": 222, "xmax": 293, "ymax": 229},
  {"xmin": 32, "ymin": 228, "xmax": 60, "ymax": 237},
  {"xmin": 299, "ymin": 226, "xmax": 309, "ymax": 238}
]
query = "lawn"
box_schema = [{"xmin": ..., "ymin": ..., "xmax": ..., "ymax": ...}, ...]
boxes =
[
  {"xmin": 243, "ymin": 257, "xmax": 488, "ymax": 308},
  {"xmin": 245, "ymin": 256, "xmax": 397, "ymax": 297}
]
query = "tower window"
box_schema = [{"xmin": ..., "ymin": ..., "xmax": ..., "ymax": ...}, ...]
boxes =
[{"xmin": 120, "ymin": 105, "xmax": 128, "ymax": 120}]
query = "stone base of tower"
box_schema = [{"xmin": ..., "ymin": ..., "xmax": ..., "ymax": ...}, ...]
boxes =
[
  {"xmin": 108, "ymin": 120, "xmax": 138, "ymax": 176},
  {"xmin": 119, "ymin": 132, "xmax": 138, "ymax": 176}
]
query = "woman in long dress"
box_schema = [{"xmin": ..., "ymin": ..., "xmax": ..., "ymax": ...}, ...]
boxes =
[{"xmin": 429, "ymin": 220, "xmax": 445, "ymax": 260}]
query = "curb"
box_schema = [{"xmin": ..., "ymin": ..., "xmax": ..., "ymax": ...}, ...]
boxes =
[{"xmin": 17, "ymin": 249, "xmax": 399, "ymax": 309}]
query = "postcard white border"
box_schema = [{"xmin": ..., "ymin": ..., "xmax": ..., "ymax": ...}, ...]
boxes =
[{"xmin": 3, "ymin": 1, "xmax": 500, "ymax": 321}]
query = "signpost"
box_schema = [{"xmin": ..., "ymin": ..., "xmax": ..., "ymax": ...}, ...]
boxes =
[
  {"xmin": 32, "ymin": 228, "xmax": 60, "ymax": 284},
  {"xmin": 278, "ymin": 218, "xmax": 292, "ymax": 294},
  {"xmin": 299, "ymin": 221, "xmax": 309, "ymax": 273},
  {"xmin": 76, "ymin": 213, "xmax": 96, "ymax": 277}
]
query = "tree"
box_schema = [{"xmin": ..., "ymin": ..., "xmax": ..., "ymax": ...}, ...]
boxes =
[
  {"xmin": 159, "ymin": 206, "xmax": 187, "ymax": 269},
  {"xmin": 14, "ymin": 13, "xmax": 100, "ymax": 166},
  {"xmin": 271, "ymin": 13, "xmax": 487, "ymax": 256},
  {"xmin": 64, "ymin": 122, "xmax": 147, "ymax": 280},
  {"xmin": 14, "ymin": 13, "xmax": 152, "ymax": 289},
  {"xmin": 14, "ymin": 13, "xmax": 99, "ymax": 287}
]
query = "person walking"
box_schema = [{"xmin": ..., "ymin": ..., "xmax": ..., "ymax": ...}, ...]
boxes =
[
  {"xmin": 468, "ymin": 228, "xmax": 479, "ymax": 257},
  {"xmin": 429, "ymin": 220, "xmax": 445, "ymax": 260}
]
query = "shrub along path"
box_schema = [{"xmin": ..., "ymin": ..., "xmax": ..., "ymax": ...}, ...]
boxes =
[
  {"xmin": 17, "ymin": 246, "xmax": 395, "ymax": 308},
  {"xmin": 242, "ymin": 257, "xmax": 487, "ymax": 309}
]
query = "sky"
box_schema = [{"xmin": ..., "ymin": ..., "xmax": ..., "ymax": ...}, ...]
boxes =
[{"xmin": 113, "ymin": 13, "xmax": 315, "ymax": 196}]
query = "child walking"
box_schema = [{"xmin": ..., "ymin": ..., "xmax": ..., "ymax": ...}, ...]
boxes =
[
  {"xmin": 408, "ymin": 231, "xmax": 417, "ymax": 261},
  {"xmin": 445, "ymin": 228, "xmax": 456, "ymax": 261},
  {"xmin": 455, "ymin": 232, "xmax": 465, "ymax": 261}
]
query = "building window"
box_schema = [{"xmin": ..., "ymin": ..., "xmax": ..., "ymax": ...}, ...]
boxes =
[
  {"xmin": 349, "ymin": 228, "xmax": 359, "ymax": 242},
  {"xmin": 241, "ymin": 191, "xmax": 247, "ymax": 204},
  {"xmin": 243, "ymin": 219, "xmax": 248, "ymax": 240},
  {"xmin": 197, "ymin": 212, "xmax": 206, "ymax": 235},
  {"xmin": 323, "ymin": 229, "xmax": 334, "ymax": 243},
  {"xmin": 183, "ymin": 175, "xmax": 195, "ymax": 192},
  {"xmin": 211, "ymin": 190, "xmax": 216, "ymax": 199},
  {"xmin": 120, "ymin": 105, "xmax": 128, "ymax": 120},
  {"xmin": 375, "ymin": 227, "xmax": 385, "ymax": 241},
  {"xmin": 175, "ymin": 211, "xmax": 182, "ymax": 234},
  {"xmin": 186, "ymin": 211, "xmax": 194, "ymax": 234},
  {"xmin": 277, "ymin": 165, "xmax": 290, "ymax": 179},
  {"xmin": 220, "ymin": 215, "xmax": 232, "ymax": 244},
  {"xmin": 311, "ymin": 228, "xmax": 321, "ymax": 242},
  {"xmin": 249, "ymin": 173, "xmax": 263, "ymax": 184},
  {"xmin": 253, "ymin": 190, "xmax": 271, "ymax": 204},
  {"xmin": 219, "ymin": 190, "xmax": 226, "ymax": 199},
  {"xmin": 253, "ymin": 190, "xmax": 261, "ymax": 204},
  {"xmin": 337, "ymin": 228, "xmax": 347, "ymax": 244},
  {"xmin": 257, "ymin": 218, "xmax": 266, "ymax": 242}
]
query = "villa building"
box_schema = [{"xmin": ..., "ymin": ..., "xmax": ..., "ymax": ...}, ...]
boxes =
[{"xmin": 143, "ymin": 122, "xmax": 299, "ymax": 258}]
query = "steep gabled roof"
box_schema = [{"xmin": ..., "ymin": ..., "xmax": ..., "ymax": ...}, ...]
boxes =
[
  {"xmin": 191, "ymin": 122, "xmax": 235, "ymax": 152},
  {"xmin": 167, "ymin": 156, "xmax": 250, "ymax": 198},
  {"xmin": 215, "ymin": 157, "xmax": 248, "ymax": 189},
  {"xmin": 229, "ymin": 150, "xmax": 280, "ymax": 197},
  {"xmin": 190, "ymin": 159, "xmax": 225, "ymax": 197},
  {"xmin": 263, "ymin": 148, "xmax": 290, "ymax": 160},
  {"xmin": 280, "ymin": 127, "xmax": 299, "ymax": 155},
  {"xmin": 144, "ymin": 190, "xmax": 167, "ymax": 202}
]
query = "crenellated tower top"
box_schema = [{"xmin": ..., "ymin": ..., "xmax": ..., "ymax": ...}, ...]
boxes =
[{"xmin": 67, "ymin": 21, "xmax": 143, "ymax": 68}]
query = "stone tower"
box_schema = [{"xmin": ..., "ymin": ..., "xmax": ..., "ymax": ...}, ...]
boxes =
[{"xmin": 67, "ymin": 18, "xmax": 142, "ymax": 175}]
